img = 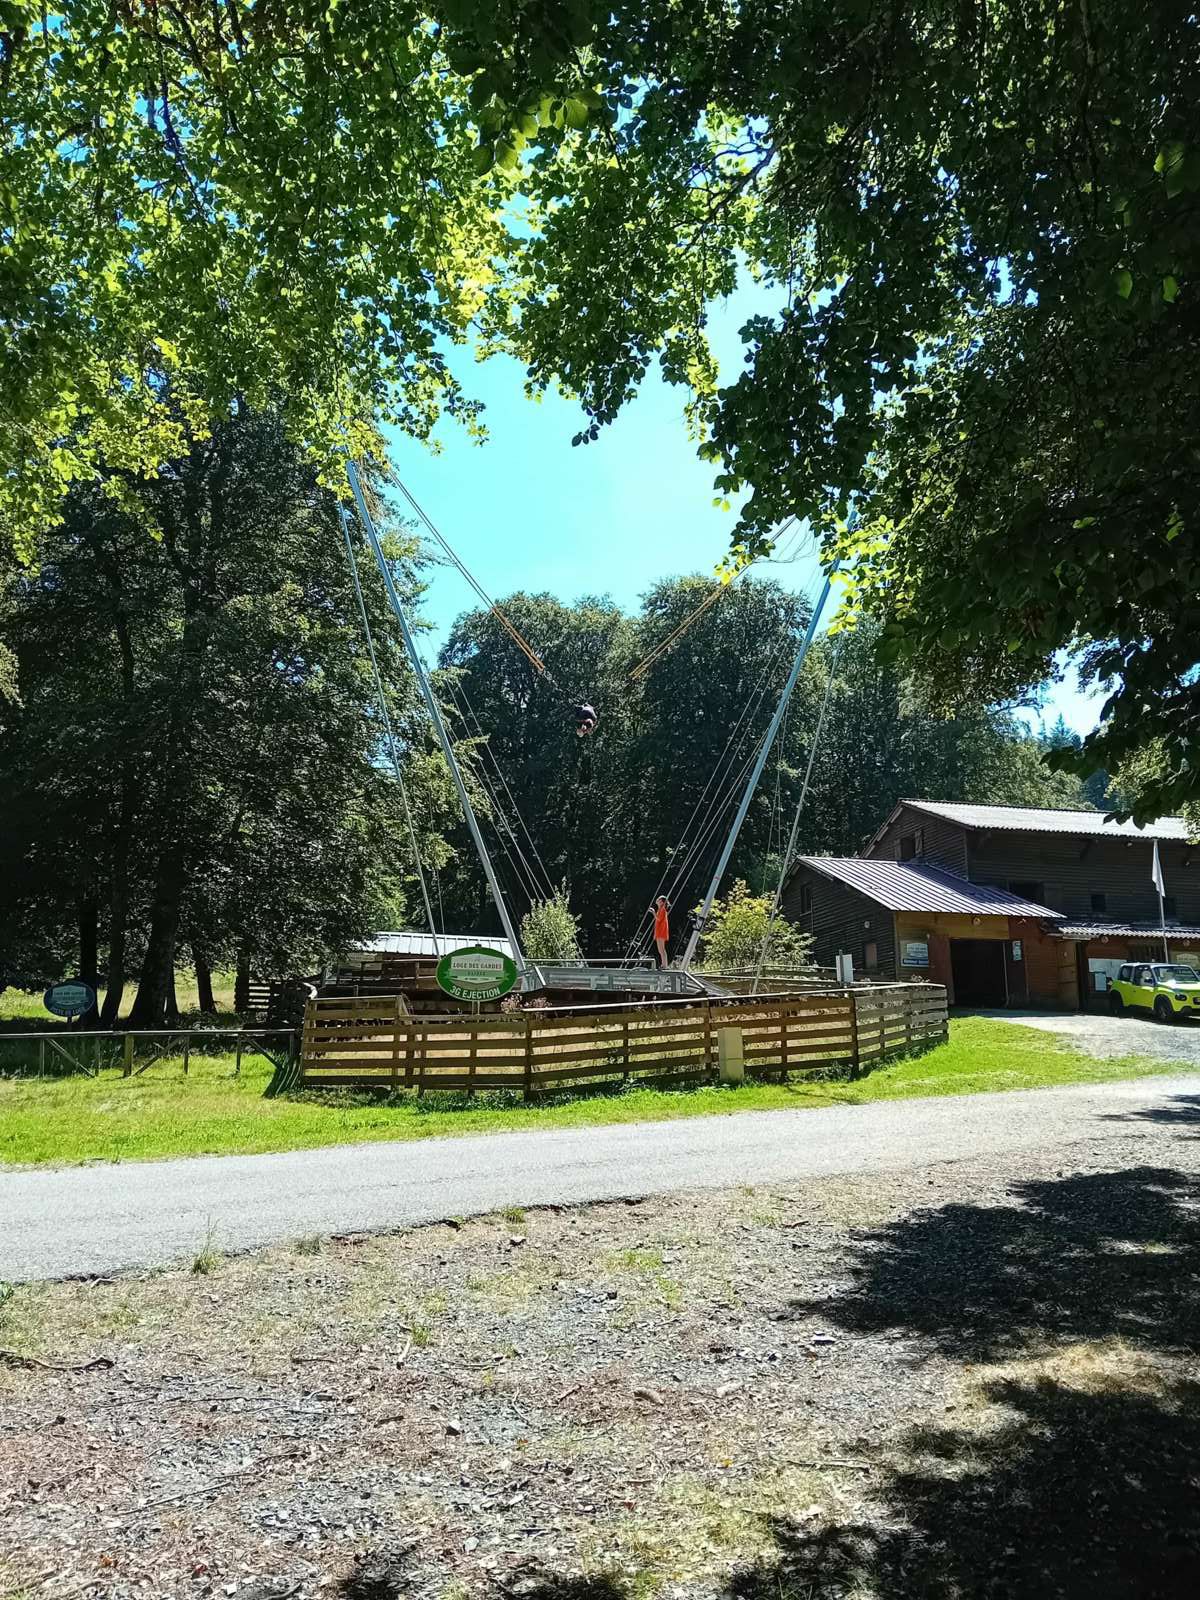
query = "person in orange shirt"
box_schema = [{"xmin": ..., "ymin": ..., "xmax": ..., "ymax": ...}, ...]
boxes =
[{"xmin": 651, "ymin": 895, "xmax": 671, "ymax": 969}]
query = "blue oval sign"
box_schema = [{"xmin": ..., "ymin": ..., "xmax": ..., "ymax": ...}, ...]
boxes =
[{"xmin": 43, "ymin": 980, "xmax": 96, "ymax": 1019}]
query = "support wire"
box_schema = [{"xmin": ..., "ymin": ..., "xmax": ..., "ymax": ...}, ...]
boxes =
[
  {"xmin": 339, "ymin": 505, "xmax": 441, "ymax": 956},
  {"xmin": 750, "ymin": 629, "xmax": 845, "ymax": 993}
]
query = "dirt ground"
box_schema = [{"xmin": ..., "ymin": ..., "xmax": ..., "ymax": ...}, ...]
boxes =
[{"xmin": 3, "ymin": 1090, "xmax": 1199, "ymax": 1600}]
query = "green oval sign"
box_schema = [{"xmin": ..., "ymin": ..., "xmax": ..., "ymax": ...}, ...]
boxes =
[
  {"xmin": 43, "ymin": 980, "xmax": 96, "ymax": 1019},
  {"xmin": 435, "ymin": 945, "xmax": 519, "ymax": 1003}
]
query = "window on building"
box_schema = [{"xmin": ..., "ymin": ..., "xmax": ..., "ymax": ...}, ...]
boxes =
[
  {"xmin": 898, "ymin": 833, "xmax": 917, "ymax": 861},
  {"xmin": 1009, "ymin": 880, "xmax": 1045, "ymax": 905},
  {"xmin": 1164, "ymin": 895, "xmax": 1178, "ymax": 920},
  {"xmin": 864, "ymin": 940, "xmax": 879, "ymax": 970},
  {"xmin": 1091, "ymin": 892, "xmax": 1107, "ymax": 914},
  {"xmin": 797, "ymin": 882, "xmax": 812, "ymax": 915}
]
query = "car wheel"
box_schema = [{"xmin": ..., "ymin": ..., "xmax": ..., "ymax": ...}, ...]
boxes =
[
  {"xmin": 1154, "ymin": 996, "xmax": 1176, "ymax": 1024},
  {"xmin": 1109, "ymin": 991, "xmax": 1125, "ymax": 1015}
]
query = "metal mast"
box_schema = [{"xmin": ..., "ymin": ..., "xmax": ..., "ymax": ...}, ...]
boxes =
[
  {"xmin": 344, "ymin": 460, "xmax": 526, "ymax": 967},
  {"xmin": 680, "ymin": 561, "xmax": 840, "ymax": 972}
]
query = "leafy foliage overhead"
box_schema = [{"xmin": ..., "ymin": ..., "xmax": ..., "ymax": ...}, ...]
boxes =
[{"xmin": 5, "ymin": 1, "xmax": 1195, "ymax": 813}]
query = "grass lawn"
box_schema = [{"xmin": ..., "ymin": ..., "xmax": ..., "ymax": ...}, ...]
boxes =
[
  {"xmin": 0, "ymin": 1015, "xmax": 1182, "ymax": 1169},
  {"xmin": 0, "ymin": 971, "xmax": 237, "ymax": 1025}
]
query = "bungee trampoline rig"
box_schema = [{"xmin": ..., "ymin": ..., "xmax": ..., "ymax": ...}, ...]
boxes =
[{"xmin": 339, "ymin": 457, "xmax": 841, "ymax": 1004}]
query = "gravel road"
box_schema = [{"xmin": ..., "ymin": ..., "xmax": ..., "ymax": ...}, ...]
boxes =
[
  {"xmin": 983, "ymin": 1006, "xmax": 1200, "ymax": 1063},
  {"xmin": 4, "ymin": 1071, "xmax": 1198, "ymax": 1282}
]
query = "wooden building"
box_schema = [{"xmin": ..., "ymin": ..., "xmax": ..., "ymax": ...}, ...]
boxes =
[{"xmin": 783, "ymin": 800, "xmax": 1200, "ymax": 1009}]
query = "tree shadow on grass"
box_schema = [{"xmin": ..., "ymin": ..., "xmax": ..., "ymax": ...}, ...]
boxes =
[
  {"xmin": 728, "ymin": 1375, "xmax": 1200, "ymax": 1599},
  {"xmin": 738, "ymin": 1164, "xmax": 1200, "ymax": 1598},
  {"xmin": 784, "ymin": 1165, "xmax": 1200, "ymax": 1360}
]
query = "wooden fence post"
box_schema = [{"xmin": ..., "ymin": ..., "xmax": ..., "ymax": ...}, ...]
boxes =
[
  {"xmin": 702, "ymin": 1001, "xmax": 713, "ymax": 1075},
  {"xmin": 717, "ymin": 1026, "xmax": 744, "ymax": 1084},
  {"xmin": 392, "ymin": 997, "xmax": 402, "ymax": 1091},
  {"xmin": 524, "ymin": 1014, "xmax": 534, "ymax": 1102},
  {"xmin": 183, "ymin": 1037, "xmax": 191, "ymax": 1077},
  {"xmin": 123, "ymin": 1032, "xmax": 134, "ymax": 1078},
  {"xmin": 848, "ymin": 993, "xmax": 860, "ymax": 1075}
]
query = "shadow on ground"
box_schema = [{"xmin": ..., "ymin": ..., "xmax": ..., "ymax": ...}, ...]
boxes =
[
  {"xmin": 729, "ymin": 1374, "xmax": 1200, "ymax": 1598},
  {"xmin": 344, "ymin": 1167, "xmax": 1200, "ymax": 1599},
  {"xmin": 786, "ymin": 1164, "xmax": 1200, "ymax": 1359},
  {"xmin": 1102, "ymin": 1093, "xmax": 1200, "ymax": 1138},
  {"xmin": 733, "ymin": 1163, "xmax": 1200, "ymax": 1598}
]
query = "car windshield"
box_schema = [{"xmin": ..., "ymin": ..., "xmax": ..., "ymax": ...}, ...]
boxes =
[{"xmin": 1153, "ymin": 965, "xmax": 1200, "ymax": 983}]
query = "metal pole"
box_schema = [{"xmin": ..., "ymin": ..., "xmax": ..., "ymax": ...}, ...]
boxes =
[
  {"xmin": 751, "ymin": 630, "xmax": 845, "ymax": 993},
  {"xmin": 344, "ymin": 460, "xmax": 526, "ymax": 968},
  {"xmin": 339, "ymin": 504, "xmax": 441, "ymax": 958},
  {"xmin": 681, "ymin": 561, "xmax": 840, "ymax": 972}
]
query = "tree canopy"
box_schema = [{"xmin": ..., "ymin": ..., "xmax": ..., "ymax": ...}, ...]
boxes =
[
  {"xmin": 0, "ymin": 407, "xmax": 454, "ymax": 1019},
  {"xmin": 4, "ymin": 1, "xmax": 1193, "ymax": 812}
]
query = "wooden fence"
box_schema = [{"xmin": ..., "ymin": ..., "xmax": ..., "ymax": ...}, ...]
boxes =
[{"xmin": 299, "ymin": 983, "xmax": 948, "ymax": 1095}]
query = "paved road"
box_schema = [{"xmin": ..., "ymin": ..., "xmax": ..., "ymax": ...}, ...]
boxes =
[
  {"xmin": 5, "ymin": 1072, "xmax": 1199, "ymax": 1282},
  {"xmin": 983, "ymin": 1007, "xmax": 1200, "ymax": 1064}
]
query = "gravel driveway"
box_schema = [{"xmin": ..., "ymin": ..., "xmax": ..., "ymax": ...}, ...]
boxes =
[
  {"xmin": 3, "ymin": 1116, "xmax": 1198, "ymax": 1600},
  {"xmin": 982, "ymin": 1006, "xmax": 1200, "ymax": 1064}
]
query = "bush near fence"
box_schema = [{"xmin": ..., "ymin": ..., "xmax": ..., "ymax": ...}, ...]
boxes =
[{"xmin": 299, "ymin": 984, "xmax": 949, "ymax": 1096}]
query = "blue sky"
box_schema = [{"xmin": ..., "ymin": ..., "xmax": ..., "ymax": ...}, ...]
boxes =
[{"xmin": 385, "ymin": 291, "xmax": 1105, "ymax": 736}]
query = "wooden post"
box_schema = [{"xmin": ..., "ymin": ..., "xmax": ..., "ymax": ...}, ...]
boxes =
[
  {"xmin": 468, "ymin": 1012, "xmax": 478, "ymax": 1096},
  {"xmin": 717, "ymin": 1026, "xmax": 744, "ymax": 1084},
  {"xmin": 183, "ymin": 1036, "xmax": 191, "ymax": 1077},
  {"xmin": 622, "ymin": 1017, "xmax": 630, "ymax": 1080},
  {"xmin": 235, "ymin": 1035, "xmax": 244, "ymax": 1077},
  {"xmin": 123, "ymin": 1032, "xmax": 134, "ymax": 1078},
  {"xmin": 38, "ymin": 1037, "xmax": 46, "ymax": 1077},
  {"xmin": 523, "ymin": 1014, "xmax": 534, "ymax": 1102},
  {"xmin": 702, "ymin": 1001, "xmax": 713, "ymax": 1075},
  {"xmin": 780, "ymin": 1005, "xmax": 790, "ymax": 1082},
  {"xmin": 392, "ymin": 999, "xmax": 402, "ymax": 1090},
  {"xmin": 848, "ymin": 993, "xmax": 860, "ymax": 1075}
]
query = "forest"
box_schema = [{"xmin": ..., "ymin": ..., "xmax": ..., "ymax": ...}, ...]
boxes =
[{"xmin": 0, "ymin": 411, "xmax": 1104, "ymax": 1015}]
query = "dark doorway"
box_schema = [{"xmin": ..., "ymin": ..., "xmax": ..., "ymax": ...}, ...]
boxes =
[{"xmin": 951, "ymin": 939, "xmax": 1008, "ymax": 1006}]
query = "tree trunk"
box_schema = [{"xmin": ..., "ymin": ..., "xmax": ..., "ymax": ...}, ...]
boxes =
[
  {"xmin": 165, "ymin": 968, "xmax": 180, "ymax": 1022},
  {"xmin": 77, "ymin": 892, "xmax": 101, "ymax": 1026},
  {"xmin": 234, "ymin": 946, "xmax": 251, "ymax": 1014},
  {"xmin": 193, "ymin": 941, "xmax": 215, "ymax": 1013},
  {"xmin": 129, "ymin": 850, "xmax": 185, "ymax": 1025}
]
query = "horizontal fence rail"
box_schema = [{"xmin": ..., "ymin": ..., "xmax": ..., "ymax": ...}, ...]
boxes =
[
  {"xmin": 0, "ymin": 1027, "xmax": 298, "ymax": 1080},
  {"xmin": 300, "ymin": 984, "xmax": 948, "ymax": 1095}
]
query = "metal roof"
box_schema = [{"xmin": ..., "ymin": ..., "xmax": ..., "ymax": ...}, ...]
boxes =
[
  {"xmin": 796, "ymin": 857, "xmax": 1063, "ymax": 918},
  {"xmin": 350, "ymin": 932, "xmax": 517, "ymax": 959},
  {"xmin": 1055, "ymin": 922, "xmax": 1200, "ymax": 941},
  {"xmin": 897, "ymin": 800, "xmax": 1191, "ymax": 842}
]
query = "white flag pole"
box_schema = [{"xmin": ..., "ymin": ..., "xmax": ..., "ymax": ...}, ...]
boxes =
[{"xmin": 1152, "ymin": 841, "xmax": 1168, "ymax": 962}]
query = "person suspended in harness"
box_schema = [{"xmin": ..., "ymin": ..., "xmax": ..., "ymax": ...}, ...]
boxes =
[
  {"xmin": 573, "ymin": 702, "xmax": 598, "ymax": 738},
  {"xmin": 651, "ymin": 895, "xmax": 671, "ymax": 969}
]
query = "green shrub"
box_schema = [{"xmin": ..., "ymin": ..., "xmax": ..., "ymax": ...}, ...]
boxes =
[
  {"xmin": 698, "ymin": 879, "xmax": 813, "ymax": 971},
  {"xmin": 519, "ymin": 884, "xmax": 583, "ymax": 962}
]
